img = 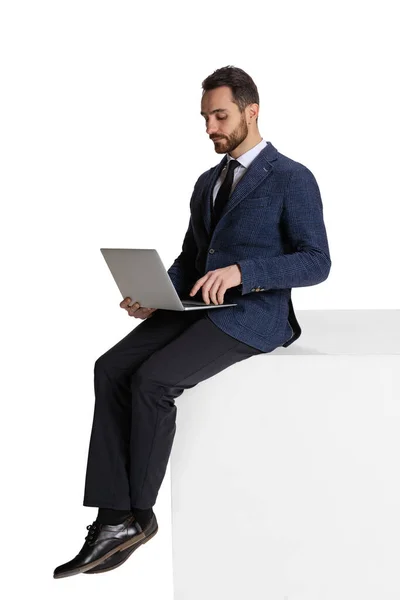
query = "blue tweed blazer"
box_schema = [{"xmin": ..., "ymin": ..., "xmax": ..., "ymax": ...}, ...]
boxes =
[{"xmin": 167, "ymin": 141, "xmax": 331, "ymax": 353}]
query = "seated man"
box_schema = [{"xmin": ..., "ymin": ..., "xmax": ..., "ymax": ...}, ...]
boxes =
[{"xmin": 53, "ymin": 65, "xmax": 331, "ymax": 579}]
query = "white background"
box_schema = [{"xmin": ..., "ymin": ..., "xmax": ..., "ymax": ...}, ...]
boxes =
[{"xmin": 0, "ymin": 0, "xmax": 398, "ymax": 598}]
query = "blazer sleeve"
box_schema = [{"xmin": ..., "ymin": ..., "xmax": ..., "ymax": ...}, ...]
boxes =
[
  {"xmin": 236, "ymin": 166, "xmax": 332, "ymax": 294},
  {"xmin": 166, "ymin": 178, "xmax": 201, "ymax": 296}
]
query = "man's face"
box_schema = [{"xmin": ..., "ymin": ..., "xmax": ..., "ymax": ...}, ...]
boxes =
[{"xmin": 200, "ymin": 86, "xmax": 249, "ymax": 155}]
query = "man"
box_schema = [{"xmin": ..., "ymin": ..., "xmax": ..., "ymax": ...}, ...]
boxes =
[{"xmin": 53, "ymin": 65, "xmax": 331, "ymax": 578}]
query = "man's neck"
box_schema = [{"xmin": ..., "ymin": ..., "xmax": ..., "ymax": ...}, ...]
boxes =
[{"xmin": 229, "ymin": 134, "xmax": 263, "ymax": 159}]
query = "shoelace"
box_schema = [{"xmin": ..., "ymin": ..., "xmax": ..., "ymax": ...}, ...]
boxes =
[{"xmin": 85, "ymin": 521, "xmax": 101, "ymax": 546}]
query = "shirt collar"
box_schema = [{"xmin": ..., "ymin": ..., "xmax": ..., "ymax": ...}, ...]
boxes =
[{"xmin": 226, "ymin": 138, "xmax": 268, "ymax": 169}]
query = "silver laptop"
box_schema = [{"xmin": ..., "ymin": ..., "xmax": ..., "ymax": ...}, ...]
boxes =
[{"xmin": 100, "ymin": 248, "xmax": 237, "ymax": 311}]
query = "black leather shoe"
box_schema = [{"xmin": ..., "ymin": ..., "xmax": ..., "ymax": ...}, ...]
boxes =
[
  {"xmin": 83, "ymin": 512, "xmax": 158, "ymax": 574},
  {"xmin": 53, "ymin": 514, "xmax": 147, "ymax": 578}
]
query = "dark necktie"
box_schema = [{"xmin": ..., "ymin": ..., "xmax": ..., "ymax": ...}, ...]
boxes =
[{"xmin": 212, "ymin": 159, "xmax": 241, "ymax": 226}]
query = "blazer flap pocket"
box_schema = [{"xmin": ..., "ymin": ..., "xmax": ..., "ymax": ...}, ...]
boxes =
[{"xmin": 236, "ymin": 196, "xmax": 275, "ymax": 209}]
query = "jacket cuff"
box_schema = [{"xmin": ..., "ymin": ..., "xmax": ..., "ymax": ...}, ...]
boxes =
[{"xmin": 235, "ymin": 259, "xmax": 267, "ymax": 295}]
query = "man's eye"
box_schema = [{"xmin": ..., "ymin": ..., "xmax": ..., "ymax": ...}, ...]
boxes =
[{"xmin": 204, "ymin": 116, "xmax": 227, "ymax": 123}]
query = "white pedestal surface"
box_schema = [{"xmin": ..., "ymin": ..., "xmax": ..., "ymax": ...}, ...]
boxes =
[{"xmin": 170, "ymin": 310, "xmax": 400, "ymax": 600}]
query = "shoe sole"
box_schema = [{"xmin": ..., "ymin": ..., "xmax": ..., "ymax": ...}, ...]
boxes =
[
  {"xmin": 53, "ymin": 517, "xmax": 157, "ymax": 579},
  {"xmin": 83, "ymin": 523, "xmax": 158, "ymax": 574}
]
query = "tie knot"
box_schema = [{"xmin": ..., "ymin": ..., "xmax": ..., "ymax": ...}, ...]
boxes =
[{"xmin": 227, "ymin": 159, "xmax": 241, "ymax": 172}]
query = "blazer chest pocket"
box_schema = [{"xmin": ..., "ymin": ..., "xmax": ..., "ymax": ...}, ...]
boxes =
[{"xmin": 235, "ymin": 196, "xmax": 279, "ymax": 210}]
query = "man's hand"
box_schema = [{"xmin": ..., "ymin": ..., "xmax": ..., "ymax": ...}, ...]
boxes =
[
  {"xmin": 120, "ymin": 297, "xmax": 158, "ymax": 319},
  {"xmin": 189, "ymin": 264, "xmax": 241, "ymax": 305}
]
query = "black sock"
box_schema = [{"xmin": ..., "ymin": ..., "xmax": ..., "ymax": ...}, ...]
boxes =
[
  {"xmin": 131, "ymin": 506, "xmax": 153, "ymax": 529},
  {"xmin": 96, "ymin": 508, "xmax": 132, "ymax": 525}
]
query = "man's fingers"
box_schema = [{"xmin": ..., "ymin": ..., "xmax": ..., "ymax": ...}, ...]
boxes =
[
  {"xmin": 128, "ymin": 307, "xmax": 145, "ymax": 317},
  {"xmin": 120, "ymin": 299, "xmax": 157, "ymax": 318},
  {"xmin": 127, "ymin": 306, "xmax": 157, "ymax": 319},
  {"xmin": 120, "ymin": 297, "xmax": 135, "ymax": 308},
  {"xmin": 126, "ymin": 300, "xmax": 140, "ymax": 310},
  {"xmin": 190, "ymin": 273, "xmax": 209, "ymax": 297},
  {"xmin": 203, "ymin": 278, "xmax": 222, "ymax": 305}
]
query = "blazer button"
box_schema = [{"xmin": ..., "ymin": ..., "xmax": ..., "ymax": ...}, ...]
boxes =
[{"xmin": 209, "ymin": 248, "xmax": 215, "ymax": 254}]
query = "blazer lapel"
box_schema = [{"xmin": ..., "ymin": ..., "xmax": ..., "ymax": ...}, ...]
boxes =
[{"xmin": 201, "ymin": 141, "xmax": 278, "ymax": 236}]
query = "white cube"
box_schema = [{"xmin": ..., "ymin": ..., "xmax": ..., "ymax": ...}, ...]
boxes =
[{"xmin": 170, "ymin": 310, "xmax": 400, "ymax": 600}]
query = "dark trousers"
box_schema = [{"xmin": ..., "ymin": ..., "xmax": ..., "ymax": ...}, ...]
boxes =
[{"xmin": 82, "ymin": 308, "xmax": 263, "ymax": 510}]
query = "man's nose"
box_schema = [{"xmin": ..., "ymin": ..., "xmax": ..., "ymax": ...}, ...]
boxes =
[{"xmin": 206, "ymin": 123, "xmax": 218, "ymax": 136}]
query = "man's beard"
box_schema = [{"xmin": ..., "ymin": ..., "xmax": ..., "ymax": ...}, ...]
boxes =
[{"xmin": 213, "ymin": 115, "xmax": 248, "ymax": 154}]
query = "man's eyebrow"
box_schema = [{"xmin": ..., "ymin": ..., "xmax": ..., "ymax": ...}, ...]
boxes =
[{"xmin": 200, "ymin": 108, "xmax": 229, "ymax": 116}]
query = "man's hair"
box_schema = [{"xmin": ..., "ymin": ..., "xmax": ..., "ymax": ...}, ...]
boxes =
[{"xmin": 201, "ymin": 65, "xmax": 259, "ymax": 123}]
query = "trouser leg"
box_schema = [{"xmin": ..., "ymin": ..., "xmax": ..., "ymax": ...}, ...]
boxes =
[
  {"xmin": 127, "ymin": 313, "xmax": 262, "ymax": 509},
  {"xmin": 82, "ymin": 309, "xmax": 262, "ymax": 510},
  {"xmin": 82, "ymin": 309, "xmax": 203, "ymax": 509}
]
